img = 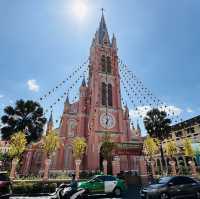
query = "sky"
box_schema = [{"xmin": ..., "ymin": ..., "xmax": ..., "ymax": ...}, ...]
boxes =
[{"xmin": 0, "ymin": 0, "xmax": 200, "ymax": 133}]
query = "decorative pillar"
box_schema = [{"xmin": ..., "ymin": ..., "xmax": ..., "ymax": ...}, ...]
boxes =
[
  {"xmin": 43, "ymin": 158, "xmax": 51, "ymax": 181},
  {"xmin": 183, "ymin": 156, "xmax": 188, "ymax": 168},
  {"xmin": 24, "ymin": 150, "xmax": 34, "ymax": 176},
  {"xmin": 169, "ymin": 160, "xmax": 176, "ymax": 176},
  {"xmin": 151, "ymin": 161, "xmax": 156, "ymax": 177},
  {"xmin": 112, "ymin": 156, "xmax": 120, "ymax": 176},
  {"xmin": 139, "ymin": 156, "xmax": 148, "ymax": 185},
  {"xmin": 10, "ymin": 158, "xmax": 19, "ymax": 180},
  {"xmin": 188, "ymin": 161, "xmax": 197, "ymax": 176},
  {"xmin": 75, "ymin": 159, "xmax": 81, "ymax": 180},
  {"xmin": 103, "ymin": 160, "xmax": 108, "ymax": 175}
]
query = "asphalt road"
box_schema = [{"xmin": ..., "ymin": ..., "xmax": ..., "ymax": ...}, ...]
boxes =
[{"xmin": 10, "ymin": 185, "xmax": 141, "ymax": 199}]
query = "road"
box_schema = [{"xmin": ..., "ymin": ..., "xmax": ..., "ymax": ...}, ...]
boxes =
[{"xmin": 10, "ymin": 185, "xmax": 141, "ymax": 199}]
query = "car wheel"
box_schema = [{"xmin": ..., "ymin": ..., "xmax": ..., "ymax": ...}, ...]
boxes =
[
  {"xmin": 113, "ymin": 187, "xmax": 121, "ymax": 197},
  {"xmin": 160, "ymin": 193, "xmax": 170, "ymax": 199},
  {"xmin": 196, "ymin": 191, "xmax": 200, "ymax": 199}
]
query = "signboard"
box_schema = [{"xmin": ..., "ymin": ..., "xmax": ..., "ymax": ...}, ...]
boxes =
[{"xmin": 114, "ymin": 142, "xmax": 143, "ymax": 156}]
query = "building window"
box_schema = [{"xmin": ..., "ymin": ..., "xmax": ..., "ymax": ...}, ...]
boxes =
[
  {"xmin": 101, "ymin": 82, "xmax": 113, "ymax": 107},
  {"xmin": 108, "ymin": 84, "xmax": 113, "ymax": 107},
  {"xmin": 187, "ymin": 127, "xmax": 195, "ymax": 134},
  {"xmin": 175, "ymin": 131, "xmax": 182, "ymax": 137},
  {"xmin": 102, "ymin": 82, "xmax": 107, "ymax": 106},
  {"xmin": 101, "ymin": 55, "xmax": 112, "ymax": 74},
  {"xmin": 106, "ymin": 56, "xmax": 112, "ymax": 74},
  {"xmin": 101, "ymin": 55, "xmax": 106, "ymax": 73}
]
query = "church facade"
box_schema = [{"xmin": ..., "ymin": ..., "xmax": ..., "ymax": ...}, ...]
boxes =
[{"xmin": 22, "ymin": 14, "xmax": 146, "ymax": 176}]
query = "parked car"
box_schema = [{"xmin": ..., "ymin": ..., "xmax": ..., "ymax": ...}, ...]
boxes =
[
  {"xmin": 78, "ymin": 175, "xmax": 127, "ymax": 197},
  {"xmin": 0, "ymin": 172, "xmax": 12, "ymax": 199},
  {"xmin": 140, "ymin": 176, "xmax": 200, "ymax": 199}
]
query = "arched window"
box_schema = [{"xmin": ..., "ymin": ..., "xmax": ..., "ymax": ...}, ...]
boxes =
[
  {"xmin": 101, "ymin": 55, "xmax": 106, "ymax": 73},
  {"xmin": 106, "ymin": 56, "xmax": 112, "ymax": 74},
  {"xmin": 102, "ymin": 83, "xmax": 107, "ymax": 106},
  {"xmin": 108, "ymin": 84, "xmax": 113, "ymax": 107}
]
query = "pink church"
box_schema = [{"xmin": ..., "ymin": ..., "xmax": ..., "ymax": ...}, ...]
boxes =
[{"xmin": 22, "ymin": 14, "xmax": 146, "ymax": 177}]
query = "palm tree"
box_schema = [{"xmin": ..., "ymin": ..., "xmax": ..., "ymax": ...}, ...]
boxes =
[
  {"xmin": 144, "ymin": 108, "xmax": 171, "ymax": 173},
  {"xmin": 72, "ymin": 137, "xmax": 87, "ymax": 179},
  {"xmin": 1, "ymin": 99, "xmax": 46, "ymax": 143},
  {"xmin": 41, "ymin": 131, "xmax": 60, "ymax": 180},
  {"xmin": 8, "ymin": 131, "xmax": 27, "ymax": 179}
]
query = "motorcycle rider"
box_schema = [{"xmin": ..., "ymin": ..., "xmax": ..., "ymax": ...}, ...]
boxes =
[{"xmin": 69, "ymin": 174, "xmax": 78, "ymax": 195}]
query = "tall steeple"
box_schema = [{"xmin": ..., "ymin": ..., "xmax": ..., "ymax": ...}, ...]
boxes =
[{"xmin": 97, "ymin": 10, "xmax": 110, "ymax": 46}]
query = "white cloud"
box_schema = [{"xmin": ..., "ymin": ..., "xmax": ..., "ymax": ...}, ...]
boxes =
[
  {"xmin": 0, "ymin": 94, "xmax": 4, "ymax": 99},
  {"xmin": 130, "ymin": 105, "xmax": 182, "ymax": 119},
  {"xmin": 186, "ymin": 107, "xmax": 193, "ymax": 113},
  {"xmin": 27, "ymin": 79, "xmax": 39, "ymax": 92},
  {"xmin": 9, "ymin": 100, "xmax": 14, "ymax": 104}
]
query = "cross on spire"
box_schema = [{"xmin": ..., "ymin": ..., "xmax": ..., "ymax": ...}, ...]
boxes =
[{"xmin": 101, "ymin": 8, "xmax": 105, "ymax": 15}]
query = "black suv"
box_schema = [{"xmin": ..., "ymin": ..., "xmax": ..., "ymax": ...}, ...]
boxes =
[
  {"xmin": 0, "ymin": 172, "xmax": 12, "ymax": 199},
  {"xmin": 140, "ymin": 176, "xmax": 200, "ymax": 199}
]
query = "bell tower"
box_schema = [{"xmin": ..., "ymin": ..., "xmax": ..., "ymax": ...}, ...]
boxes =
[
  {"xmin": 88, "ymin": 12, "xmax": 123, "ymax": 134},
  {"xmin": 87, "ymin": 13, "xmax": 129, "ymax": 170}
]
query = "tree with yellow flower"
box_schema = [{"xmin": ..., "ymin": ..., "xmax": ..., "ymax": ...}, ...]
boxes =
[
  {"xmin": 42, "ymin": 131, "xmax": 60, "ymax": 180},
  {"xmin": 164, "ymin": 139, "xmax": 177, "ymax": 175},
  {"xmin": 8, "ymin": 131, "xmax": 27, "ymax": 179},
  {"xmin": 72, "ymin": 137, "xmax": 87, "ymax": 179},
  {"xmin": 144, "ymin": 136, "xmax": 159, "ymax": 176},
  {"xmin": 182, "ymin": 138, "xmax": 196, "ymax": 176}
]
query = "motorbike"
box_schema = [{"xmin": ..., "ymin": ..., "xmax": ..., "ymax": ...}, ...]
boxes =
[{"xmin": 50, "ymin": 183, "xmax": 88, "ymax": 199}]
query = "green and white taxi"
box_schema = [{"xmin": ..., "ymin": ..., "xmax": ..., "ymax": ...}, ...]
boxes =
[{"xmin": 78, "ymin": 175, "xmax": 127, "ymax": 196}]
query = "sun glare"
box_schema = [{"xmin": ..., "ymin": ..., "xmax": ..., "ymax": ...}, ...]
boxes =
[{"xmin": 72, "ymin": 0, "xmax": 88, "ymax": 20}]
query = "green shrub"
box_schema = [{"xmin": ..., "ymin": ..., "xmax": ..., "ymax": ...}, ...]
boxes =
[{"xmin": 12, "ymin": 181, "xmax": 57, "ymax": 195}]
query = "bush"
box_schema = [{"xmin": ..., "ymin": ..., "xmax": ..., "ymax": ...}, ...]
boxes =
[{"xmin": 12, "ymin": 181, "xmax": 57, "ymax": 195}]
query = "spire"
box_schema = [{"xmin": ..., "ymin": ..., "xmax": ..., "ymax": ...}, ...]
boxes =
[
  {"xmin": 81, "ymin": 76, "xmax": 86, "ymax": 87},
  {"xmin": 65, "ymin": 95, "xmax": 70, "ymax": 104},
  {"xmin": 64, "ymin": 96, "xmax": 70, "ymax": 114},
  {"xmin": 112, "ymin": 34, "xmax": 117, "ymax": 50},
  {"xmin": 98, "ymin": 10, "xmax": 110, "ymax": 46},
  {"xmin": 48, "ymin": 111, "xmax": 53, "ymax": 124},
  {"xmin": 47, "ymin": 111, "xmax": 54, "ymax": 134}
]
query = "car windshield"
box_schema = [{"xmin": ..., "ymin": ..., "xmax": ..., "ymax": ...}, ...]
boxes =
[
  {"xmin": 88, "ymin": 176, "xmax": 97, "ymax": 181},
  {"xmin": 157, "ymin": 177, "xmax": 172, "ymax": 184}
]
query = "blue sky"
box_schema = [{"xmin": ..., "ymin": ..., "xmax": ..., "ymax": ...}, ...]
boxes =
[{"xmin": 0, "ymin": 0, "xmax": 200, "ymax": 131}]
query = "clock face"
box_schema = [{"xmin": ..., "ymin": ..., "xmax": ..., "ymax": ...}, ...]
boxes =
[{"xmin": 100, "ymin": 113, "xmax": 115, "ymax": 129}]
